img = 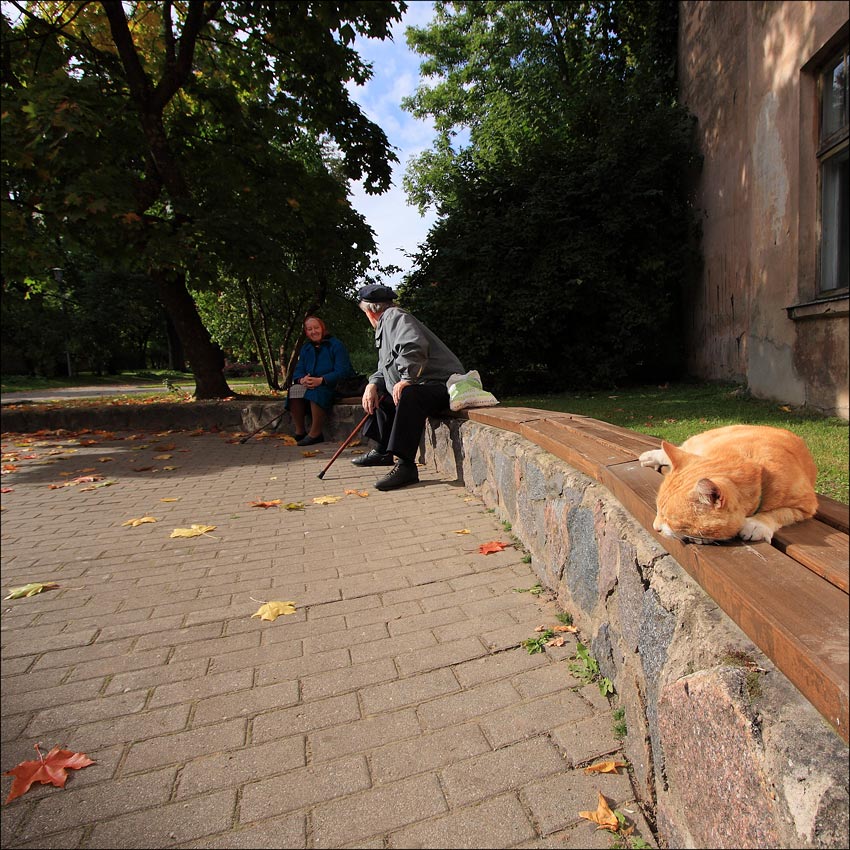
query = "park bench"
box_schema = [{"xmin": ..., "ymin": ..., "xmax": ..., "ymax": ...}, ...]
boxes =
[{"xmin": 460, "ymin": 406, "xmax": 849, "ymax": 743}]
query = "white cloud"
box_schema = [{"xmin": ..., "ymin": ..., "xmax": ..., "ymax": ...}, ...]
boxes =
[{"xmin": 348, "ymin": 1, "xmax": 439, "ymax": 286}]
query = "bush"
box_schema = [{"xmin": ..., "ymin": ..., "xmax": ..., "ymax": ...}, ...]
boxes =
[{"xmin": 223, "ymin": 362, "xmax": 264, "ymax": 378}]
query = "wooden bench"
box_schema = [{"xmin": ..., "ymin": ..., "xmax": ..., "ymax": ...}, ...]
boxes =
[{"xmin": 465, "ymin": 407, "xmax": 850, "ymax": 742}]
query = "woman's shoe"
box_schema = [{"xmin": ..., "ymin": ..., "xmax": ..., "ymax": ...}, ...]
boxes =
[
  {"xmin": 297, "ymin": 433, "xmax": 324, "ymax": 446},
  {"xmin": 293, "ymin": 433, "xmax": 307, "ymax": 442}
]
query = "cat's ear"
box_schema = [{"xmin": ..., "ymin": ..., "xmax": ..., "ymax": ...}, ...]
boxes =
[
  {"xmin": 695, "ymin": 477, "xmax": 723, "ymax": 508},
  {"xmin": 661, "ymin": 441, "xmax": 690, "ymax": 470}
]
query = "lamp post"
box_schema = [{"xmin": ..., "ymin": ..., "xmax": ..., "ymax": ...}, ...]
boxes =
[{"xmin": 50, "ymin": 267, "xmax": 73, "ymax": 377}]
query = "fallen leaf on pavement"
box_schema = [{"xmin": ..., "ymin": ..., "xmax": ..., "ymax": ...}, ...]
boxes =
[
  {"xmin": 249, "ymin": 500, "xmax": 281, "ymax": 509},
  {"xmin": 479, "ymin": 541, "xmax": 509, "ymax": 554},
  {"xmin": 284, "ymin": 502, "xmax": 305, "ymax": 511},
  {"xmin": 4, "ymin": 743, "xmax": 94, "ymax": 803},
  {"xmin": 302, "ymin": 450, "xmax": 321, "ymax": 457},
  {"xmin": 160, "ymin": 497, "xmax": 180, "ymax": 502},
  {"xmin": 5, "ymin": 582, "xmax": 60, "ymax": 600},
  {"xmin": 579, "ymin": 792, "xmax": 620, "ymax": 831},
  {"xmin": 79, "ymin": 479, "xmax": 116, "ymax": 491},
  {"xmin": 546, "ymin": 636, "xmax": 566, "ymax": 647},
  {"xmin": 313, "ymin": 495, "xmax": 341, "ymax": 505},
  {"xmin": 344, "ymin": 489, "xmax": 369, "ymax": 497},
  {"xmin": 584, "ymin": 760, "xmax": 628, "ymax": 775},
  {"xmin": 170, "ymin": 524, "xmax": 217, "ymax": 538},
  {"xmin": 454, "ymin": 529, "xmax": 471, "ymax": 534},
  {"xmin": 153, "ymin": 454, "xmax": 173, "ymax": 460},
  {"xmin": 251, "ymin": 601, "xmax": 297, "ymax": 621},
  {"xmin": 121, "ymin": 517, "xmax": 157, "ymax": 528},
  {"xmin": 554, "ymin": 624, "xmax": 578, "ymax": 633}
]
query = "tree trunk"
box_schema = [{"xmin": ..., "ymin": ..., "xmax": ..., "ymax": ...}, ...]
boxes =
[
  {"xmin": 154, "ymin": 269, "xmax": 233, "ymax": 398},
  {"xmin": 164, "ymin": 313, "xmax": 186, "ymax": 371},
  {"xmin": 240, "ymin": 281, "xmax": 279, "ymax": 391}
]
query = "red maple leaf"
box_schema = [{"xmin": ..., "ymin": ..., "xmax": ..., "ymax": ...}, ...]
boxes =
[
  {"xmin": 479, "ymin": 541, "xmax": 510, "ymax": 555},
  {"xmin": 4, "ymin": 743, "xmax": 94, "ymax": 803}
]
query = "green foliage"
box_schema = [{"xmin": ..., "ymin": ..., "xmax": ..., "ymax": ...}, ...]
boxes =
[
  {"xmin": 570, "ymin": 641, "xmax": 614, "ymax": 696},
  {"xmin": 556, "ymin": 611, "xmax": 574, "ymax": 626},
  {"xmin": 612, "ymin": 707, "xmax": 627, "ymax": 739},
  {"xmin": 2, "ymin": 2, "xmax": 406, "ymax": 392},
  {"xmin": 513, "ymin": 583, "xmax": 544, "ymax": 595},
  {"xmin": 522, "ymin": 629, "xmax": 554, "ymax": 654},
  {"xmin": 398, "ymin": 1, "xmax": 699, "ymax": 394}
]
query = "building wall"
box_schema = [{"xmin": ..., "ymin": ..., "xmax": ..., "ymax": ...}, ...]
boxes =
[{"xmin": 678, "ymin": 1, "xmax": 849, "ymax": 418}]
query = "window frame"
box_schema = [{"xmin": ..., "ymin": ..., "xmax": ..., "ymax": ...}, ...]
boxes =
[{"xmin": 816, "ymin": 46, "xmax": 849, "ymax": 296}]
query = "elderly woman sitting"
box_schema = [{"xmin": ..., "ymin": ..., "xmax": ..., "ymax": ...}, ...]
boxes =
[{"xmin": 286, "ymin": 316, "xmax": 354, "ymax": 446}]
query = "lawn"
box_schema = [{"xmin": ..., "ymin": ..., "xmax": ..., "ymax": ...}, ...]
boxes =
[{"xmin": 502, "ymin": 381, "xmax": 849, "ymax": 503}]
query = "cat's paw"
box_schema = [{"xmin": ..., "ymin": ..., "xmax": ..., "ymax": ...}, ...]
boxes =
[
  {"xmin": 639, "ymin": 449, "xmax": 668, "ymax": 471},
  {"xmin": 739, "ymin": 517, "xmax": 774, "ymax": 543}
]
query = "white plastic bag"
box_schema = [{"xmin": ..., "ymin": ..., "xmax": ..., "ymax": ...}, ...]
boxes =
[{"xmin": 447, "ymin": 370, "xmax": 499, "ymax": 412}]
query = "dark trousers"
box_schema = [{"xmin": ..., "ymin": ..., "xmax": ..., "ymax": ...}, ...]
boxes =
[{"xmin": 361, "ymin": 383, "xmax": 450, "ymax": 463}]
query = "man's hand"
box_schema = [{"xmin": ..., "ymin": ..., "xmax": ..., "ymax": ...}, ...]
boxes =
[
  {"xmin": 362, "ymin": 383, "xmax": 379, "ymax": 414},
  {"xmin": 392, "ymin": 380, "xmax": 410, "ymax": 406}
]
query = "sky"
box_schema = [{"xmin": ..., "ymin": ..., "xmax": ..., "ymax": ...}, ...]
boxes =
[{"xmin": 347, "ymin": 1, "xmax": 441, "ymax": 287}]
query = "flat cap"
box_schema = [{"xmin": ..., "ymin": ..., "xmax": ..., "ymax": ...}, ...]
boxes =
[{"xmin": 357, "ymin": 284, "xmax": 396, "ymax": 303}]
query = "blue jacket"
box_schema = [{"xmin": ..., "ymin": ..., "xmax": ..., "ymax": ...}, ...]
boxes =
[{"xmin": 289, "ymin": 335, "xmax": 354, "ymax": 410}]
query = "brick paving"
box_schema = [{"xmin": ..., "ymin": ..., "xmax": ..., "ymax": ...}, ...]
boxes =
[{"xmin": 0, "ymin": 425, "xmax": 652, "ymax": 848}]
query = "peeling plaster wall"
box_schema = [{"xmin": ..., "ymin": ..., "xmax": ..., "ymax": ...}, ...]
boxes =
[
  {"xmin": 679, "ymin": 1, "xmax": 849, "ymax": 418},
  {"xmin": 425, "ymin": 418, "xmax": 849, "ymax": 848}
]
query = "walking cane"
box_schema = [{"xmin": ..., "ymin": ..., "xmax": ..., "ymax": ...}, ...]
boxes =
[
  {"xmin": 239, "ymin": 408, "xmax": 288, "ymax": 444},
  {"xmin": 317, "ymin": 396, "xmax": 384, "ymax": 480}
]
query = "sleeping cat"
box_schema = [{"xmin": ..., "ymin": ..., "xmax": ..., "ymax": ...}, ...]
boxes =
[{"xmin": 638, "ymin": 424, "xmax": 818, "ymax": 544}]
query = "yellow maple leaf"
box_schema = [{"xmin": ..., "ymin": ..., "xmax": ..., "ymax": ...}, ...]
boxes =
[
  {"xmin": 454, "ymin": 529, "xmax": 471, "ymax": 534},
  {"xmin": 344, "ymin": 489, "xmax": 369, "ymax": 497},
  {"xmin": 302, "ymin": 450, "xmax": 321, "ymax": 457},
  {"xmin": 579, "ymin": 792, "xmax": 620, "ymax": 831},
  {"xmin": 251, "ymin": 600, "xmax": 297, "ymax": 621},
  {"xmin": 121, "ymin": 516, "xmax": 157, "ymax": 528},
  {"xmin": 170, "ymin": 524, "xmax": 216, "ymax": 538},
  {"xmin": 584, "ymin": 760, "xmax": 628, "ymax": 775},
  {"xmin": 160, "ymin": 497, "xmax": 180, "ymax": 502},
  {"xmin": 5, "ymin": 582, "xmax": 60, "ymax": 600},
  {"xmin": 313, "ymin": 495, "xmax": 341, "ymax": 505}
]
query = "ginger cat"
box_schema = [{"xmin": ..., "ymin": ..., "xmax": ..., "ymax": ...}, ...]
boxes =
[{"xmin": 639, "ymin": 424, "xmax": 818, "ymax": 544}]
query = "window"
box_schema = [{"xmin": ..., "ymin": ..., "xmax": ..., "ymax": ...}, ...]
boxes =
[{"xmin": 818, "ymin": 48, "xmax": 849, "ymax": 293}]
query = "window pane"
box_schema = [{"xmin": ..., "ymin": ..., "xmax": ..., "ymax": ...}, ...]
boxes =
[
  {"xmin": 821, "ymin": 146, "xmax": 848, "ymax": 292},
  {"xmin": 822, "ymin": 54, "xmax": 848, "ymax": 140}
]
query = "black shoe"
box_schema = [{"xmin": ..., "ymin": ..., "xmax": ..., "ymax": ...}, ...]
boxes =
[
  {"xmin": 293, "ymin": 433, "xmax": 307, "ymax": 442},
  {"xmin": 375, "ymin": 460, "xmax": 419, "ymax": 491},
  {"xmin": 351, "ymin": 449, "xmax": 394, "ymax": 467},
  {"xmin": 297, "ymin": 433, "xmax": 324, "ymax": 446}
]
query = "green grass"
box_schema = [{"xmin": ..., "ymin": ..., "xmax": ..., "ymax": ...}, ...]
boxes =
[
  {"xmin": 502, "ymin": 381, "xmax": 849, "ymax": 503},
  {"xmin": 1, "ymin": 371, "xmax": 278, "ymax": 395}
]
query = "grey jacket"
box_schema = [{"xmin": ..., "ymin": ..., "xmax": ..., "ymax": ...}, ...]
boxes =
[{"xmin": 368, "ymin": 307, "xmax": 464, "ymax": 395}]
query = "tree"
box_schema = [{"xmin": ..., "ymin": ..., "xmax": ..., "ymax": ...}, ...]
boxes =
[
  {"xmin": 2, "ymin": 1, "xmax": 405, "ymax": 396},
  {"xmin": 398, "ymin": 1, "xmax": 699, "ymax": 392}
]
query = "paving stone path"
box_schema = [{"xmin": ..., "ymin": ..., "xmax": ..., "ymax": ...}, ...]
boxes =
[{"xmin": 0, "ymin": 425, "xmax": 652, "ymax": 848}]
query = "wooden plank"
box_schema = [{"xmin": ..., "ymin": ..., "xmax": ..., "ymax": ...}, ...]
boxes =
[
  {"xmin": 604, "ymin": 460, "xmax": 849, "ymax": 741},
  {"xmin": 467, "ymin": 407, "xmax": 554, "ymax": 433},
  {"xmin": 520, "ymin": 419, "xmax": 635, "ymax": 482},
  {"xmin": 772, "ymin": 520, "xmax": 849, "ymax": 594},
  {"xmin": 560, "ymin": 417, "xmax": 663, "ymax": 455},
  {"xmin": 816, "ymin": 494, "xmax": 850, "ymax": 534}
]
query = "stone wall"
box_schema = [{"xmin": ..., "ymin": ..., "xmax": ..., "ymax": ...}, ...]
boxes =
[{"xmin": 424, "ymin": 417, "xmax": 849, "ymax": 849}]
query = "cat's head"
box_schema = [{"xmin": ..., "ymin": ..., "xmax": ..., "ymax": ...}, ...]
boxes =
[{"xmin": 652, "ymin": 441, "xmax": 761, "ymax": 544}]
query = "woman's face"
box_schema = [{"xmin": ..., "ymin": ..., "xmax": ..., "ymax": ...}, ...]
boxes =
[{"xmin": 304, "ymin": 319, "xmax": 324, "ymax": 342}]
